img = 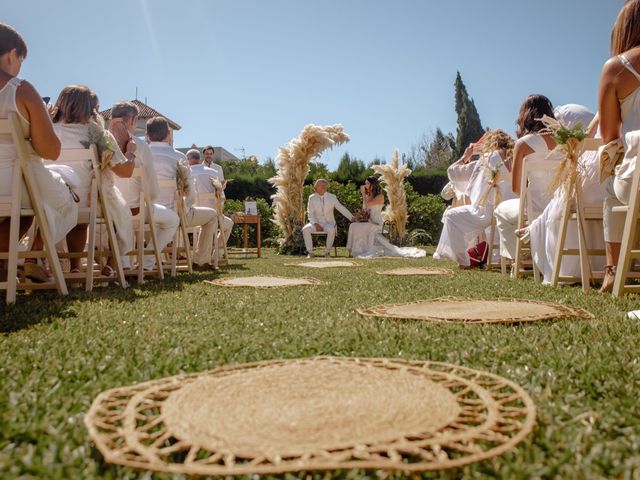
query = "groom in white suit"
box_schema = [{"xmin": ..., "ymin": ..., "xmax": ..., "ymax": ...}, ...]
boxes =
[{"xmin": 302, "ymin": 179, "xmax": 354, "ymax": 257}]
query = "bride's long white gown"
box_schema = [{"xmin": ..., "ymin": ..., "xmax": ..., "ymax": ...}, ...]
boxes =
[{"xmin": 346, "ymin": 204, "xmax": 426, "ymax": 258}]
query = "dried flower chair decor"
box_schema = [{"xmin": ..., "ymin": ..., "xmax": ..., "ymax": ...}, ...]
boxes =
[
  {"xmin": 269, "ymin": 124, "xmax": 350, "ymax": 254},
  {"xmin": 372, "ymin": 149, "xmax": 410, "ymax": 245},
  {"xmin": 539, "ymin": 115, "xmax": 605, "ymax": 291}
]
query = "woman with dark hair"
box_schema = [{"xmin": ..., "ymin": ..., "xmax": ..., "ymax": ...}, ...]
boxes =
[
  {"xmin": 346, "ymin": 175, "xmax": 425, "ymax": 258},
  {"xmin": 0, "ymin": 23, "xmax": 77, "ymax": 282},
  {"xmin": 493, "ymin": 94, "xmax": 558, "ymax": 265},
  {"xmin": 598, "ymin": 0, "xmax": 640, "ymax": 292}
]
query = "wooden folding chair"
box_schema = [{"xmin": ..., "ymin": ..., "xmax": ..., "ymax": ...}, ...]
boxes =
[
  {"xmin": 157, "ymin": 179, "xmax": 193, "ymax": 276},
  {"xmin": 310, "ymin": 231, "xmax": 339, "ymax": 257},
  {"xmin": 122, "ymin": 167, "xmax": 164, "ymax": 284},
  {"xmin": 512, "ymin": 157, "xmax": 560, "ymax": 281},
  {"xmin": 200, "ymin": 189, "xmax": 230, "ymax": 268},
  {"xmin": 551, "ymin": 138, "xmax": 605, "ymax": 291},
  {"xmin": 486, "ymin": 215, "xmax": 507, "ymax": 274},
  {"xmin": 612, "ymin": 139, "xmax": 640, "ymax": 297},
  {"xmin": 485, "ymin": 169, "xmax": 511, "ymax": 274},
  {"xmin": 0, "ymin": 113, "xmax": 68, "ymax": 303},
  {"xmin": 56, "ymin": 146, "xmax": 127, "ymax": 290}
]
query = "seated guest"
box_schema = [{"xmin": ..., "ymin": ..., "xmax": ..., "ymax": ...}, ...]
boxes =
[
  {"xmin": 525, "ymin": 104, "xmax": 604, "ymax": 284},
  {"xmin": 50, "ymin": 85, "xmax": 134, "ymax": 277},
  {"xmin": 493, "ymin": 94, "xmax": 558, "ymax": 263},
  {"xmin": 597, "ymin": 0, "xmax": 640, "ymax": 292},
  {"xmin": 0, "ymin": 23, "xmax": 77, "ymax": 282},
  {"xmin": 109, "ymin": 101, "xmax": 178, "ymax": 270},
  {"xmin": 434, "ymin": 130, "xmax": 515, "ymax": 268},
  {"xmin": 443, "ymin": 133, "xmax": 488, "ymax": 207},
  {"xmin": 302, "ymin": 178, "xmax": 353, "ymax": 258},
  {"xmin": 146, "ymin": 117, "xmax": 218, "ymax": 271},
  {"xmin": 186, "ymin": 148, "xmax": 233, "ymax": 251}
]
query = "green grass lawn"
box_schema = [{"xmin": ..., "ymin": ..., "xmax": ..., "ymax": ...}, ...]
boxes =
[{"xmin": 1, "ymin": 249, "xmax": 640, "ymax": 479}]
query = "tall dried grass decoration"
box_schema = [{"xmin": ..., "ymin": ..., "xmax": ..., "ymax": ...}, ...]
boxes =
[
  {"xmin": 269, "ymin": 124, "xmax": 350, "ymax": 253},
  {"xmin": 373, "ymin": 149, "xmax": 411, "ymax": 241}
]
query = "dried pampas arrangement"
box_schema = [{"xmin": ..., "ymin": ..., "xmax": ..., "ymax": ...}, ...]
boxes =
[
  {"xmin": 269, "ymin": 124, "xmax": 350, "ymax": 254},
  {"xmin": 373, "ymin": 149, "xmax": 411, "ymax": 241}
]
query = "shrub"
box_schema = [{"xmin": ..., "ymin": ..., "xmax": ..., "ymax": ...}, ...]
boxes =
[
  {"xmin": 224, "ymin": 197, "xmax": 281, "ymax": 248},
  {"xmin": 407, "ymin": 167, "xmax": 449, "ymax": 196}
]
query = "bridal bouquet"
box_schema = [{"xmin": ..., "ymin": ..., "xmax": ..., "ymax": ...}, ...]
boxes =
[{"xmin": 353, "ymin": 209, "xmax": 370, "ymax": 223}]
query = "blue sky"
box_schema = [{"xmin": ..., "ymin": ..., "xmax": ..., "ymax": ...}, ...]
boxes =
[{"xmin": 7, "ymin": 0, "xmax": 624, "ymax": 168}]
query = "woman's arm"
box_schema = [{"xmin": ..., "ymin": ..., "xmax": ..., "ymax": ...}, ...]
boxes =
[
  {"xmin": 511, "ymin": 140, "xmax": 532, "ymax": 197},
  {"xmin": 598, "ymin": 58, "xmax": 623, "ymax": 143},
  {"xmin": 15, "ymin": 81, "xmax": 61, "ymax": 160}
]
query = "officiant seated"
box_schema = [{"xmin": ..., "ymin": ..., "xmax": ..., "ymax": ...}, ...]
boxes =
[{"xmin": 302, "ymin": 179, "xmax": 353, "ymax": 258}]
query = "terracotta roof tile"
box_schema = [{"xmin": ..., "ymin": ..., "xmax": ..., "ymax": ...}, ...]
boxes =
[{"xmin": 100, "ymin": 99, "xmax": 181, "ymax": 130}]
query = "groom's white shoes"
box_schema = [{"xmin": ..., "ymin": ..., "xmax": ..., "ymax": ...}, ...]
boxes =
[{"xmin": 306, "ymin": 252, "xmax": 315, "ymax": 258}]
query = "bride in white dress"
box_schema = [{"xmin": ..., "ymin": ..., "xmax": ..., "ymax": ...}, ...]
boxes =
[{"xmin": 346, "ymin": 176, "xmax": 425, "ymax": 258}]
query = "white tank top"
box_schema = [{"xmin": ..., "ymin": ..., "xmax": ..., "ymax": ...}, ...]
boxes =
[
  {"xmin": 521, "ymin": 132, "xmax": 555, "ymax": 215},
  {"xmin": 616, "ymin": 54, "xmax": 640, "ymax": 179},
  {"xmin": 0, "ymin": 77, "xmax": 30, "ymax": 144},
  {"xmin": 618, "ymin": 54, "xmax": 640, "ymax": 139}
]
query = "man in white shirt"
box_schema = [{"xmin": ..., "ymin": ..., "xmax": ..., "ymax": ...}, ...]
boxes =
[
  {"xmin": 186, "ymin": 149, "xmax": 234, "ymax": 251},
  {"xmin": 202, "ymin": 145, "xmax": 225, "ymax": 185},
  {"xmin": 146, "ymin": 117, "xmax": 218, "ymax": 270},
  {"xmin": 302, "ymin": 179, "xmax": 353, "ymax": 257},
  {"xmin": 111, "ymin": 102, "xmax": 179, "ymax": 270}
]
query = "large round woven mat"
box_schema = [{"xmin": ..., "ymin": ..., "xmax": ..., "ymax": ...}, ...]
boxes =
[
  {"xmin": 286, "ymin": 260, "xmax": 362, "ymax": 268},
  {"xmin": 358, "ymin": 297, "xmax": 593, "ymax": 324},
  {"xmin": 204, "ymin": 276, "xmax": 322, "ymax": 288},
  {"xmin": 377, "ymin": 267, "xmax": 454, "ymax": 276},
  {"xmin": 85, "ymin": 356, "xmax": 536, "ymax": 475}
]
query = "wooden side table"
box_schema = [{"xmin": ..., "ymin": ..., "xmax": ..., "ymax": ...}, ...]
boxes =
[{"xmin": 228, "ymin": 213, "xmax": 261, "ymax": 258}]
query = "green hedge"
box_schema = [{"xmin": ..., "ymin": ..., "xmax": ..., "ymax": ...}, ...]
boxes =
[{"xmin": 406, "ymin": 167, "xmax": 449, "ymax": 196}]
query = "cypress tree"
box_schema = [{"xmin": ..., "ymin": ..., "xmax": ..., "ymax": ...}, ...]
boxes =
[{"xmin": 454, "ymin": 72, "xmax": 485, "ymax": 158}]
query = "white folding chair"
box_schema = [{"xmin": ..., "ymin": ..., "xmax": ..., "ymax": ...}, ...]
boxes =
[
  {"xmin": 196, "ymin": 190, "xmax": 229, "ymax": 268},
  {"xmin": 551, "ymin": 138, "xmax": 605, "ymax": 291},
  {"xmin": 0, "ymin": 113, "xmax": 68, "ymax": 303},
  {"xmin": 513, "ymin": 157, "xmax": 560, "ymax": 281},
  {"xmin": 157, "ymin": 179, "xmax": 193, "ymax": 276},
  {"xmin": 123, "ymin": 167, "xmax": 164, "ymax": 284},
  {"xmin": 56, "ymin": 146, "xmax": 127, "ymax": 290},
  {"xmin": 612, "ymin": 138, "xmax": 640, "ymax": 296}
]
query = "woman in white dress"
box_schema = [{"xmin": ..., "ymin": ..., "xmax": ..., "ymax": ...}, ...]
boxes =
[
  {"xmin": 346, "ymin": 176, "xmax": 425, "ymax": 258},
  {"xmin": 524, "ymin": 104, "xmax": 604, "ymax": 284},
  {"xmin": 493, "ymin": 94, "xmax": 558, "ymax": 262},
  {"xmin": 0, "ymin": 23, "xmax": 77, "ymax": 282},
  {"xmin": 50, "ymin": 85, "xmax": 135, "ymax": 276},
  {"xmin": 434, "ymin": 130, "xmax": 515, "ymax": 268},
  {"xmin": 598, "ymin": 0, "xmax": 640, "ymax": 292}
]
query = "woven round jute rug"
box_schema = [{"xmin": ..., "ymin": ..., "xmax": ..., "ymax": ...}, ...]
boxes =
[
  {"xmin": 285, "ymin": 260, "xmax": 362, "ymax": 268},
  {"xmin": 85, "ymin": 356, "xmax": 536, "ymax": 475},
  {"xmin": 358, "ymin": 297, "xmax": 593, "ymax": 324},
  {"xmin": 204, "ymin": 276, "xmax": 323, "ymax": 288},
  {"xmin": 377, "ymin": 267, "xmax": 455, "ymax": 276}
]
